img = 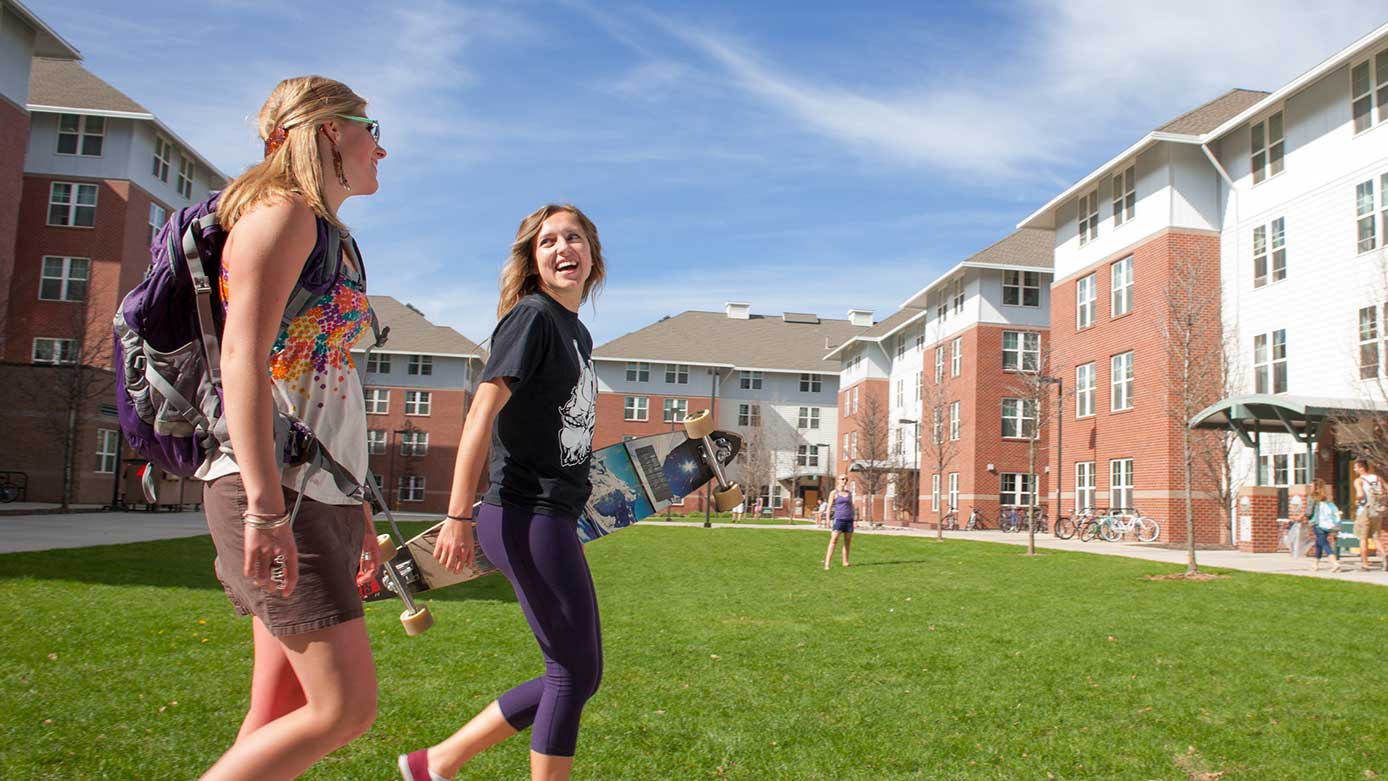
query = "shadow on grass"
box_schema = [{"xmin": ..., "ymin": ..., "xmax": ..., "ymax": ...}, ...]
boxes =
[{"xmin": 839, "ymin": 559, "xmax": 934, "ymax": 568}]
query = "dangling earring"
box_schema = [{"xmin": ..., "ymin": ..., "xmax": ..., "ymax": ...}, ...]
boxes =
[{"xmin": 331, "ymin": 144, "xmax": 350, "ymax": 191}]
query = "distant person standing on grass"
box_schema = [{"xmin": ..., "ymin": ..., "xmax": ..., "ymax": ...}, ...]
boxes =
[
  {"xmin": 823, "ymin": 474, "xmax": 855, "ymax": 569},
  {"xmin": 1353, "ymin": 459, "xmax": 1388, "ymax": 571}
]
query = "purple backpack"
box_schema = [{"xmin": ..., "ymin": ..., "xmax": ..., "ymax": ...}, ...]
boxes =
[{"xmin": 112, "ymin": 191, "xmax": 385, "ymax": 501}]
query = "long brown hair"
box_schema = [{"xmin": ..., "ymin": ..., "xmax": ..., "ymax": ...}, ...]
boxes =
[
  {"xmin": 217, "ymin": 76, "xmax": 366, "ymax": 232},
  {"xmin": 1310, "ymin": 479, "xmax": 1329, "ymax": 503},
  {"xmin": 497, "ymin": 204, "xmax": 606, "ymax": 320}
]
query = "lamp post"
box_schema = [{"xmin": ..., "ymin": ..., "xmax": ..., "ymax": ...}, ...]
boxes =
[
  {"xmin": 1040, "ymin": 376, "xmax": 1062, "ymax": 524},
  {"xmin": 898, "ymin": 417, "xmax": 920, "ymax": 524}
]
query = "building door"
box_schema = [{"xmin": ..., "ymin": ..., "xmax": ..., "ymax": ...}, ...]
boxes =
[{"xmin": 1335, "ymin": 449, "xmax": 1353, "ymax": 512}]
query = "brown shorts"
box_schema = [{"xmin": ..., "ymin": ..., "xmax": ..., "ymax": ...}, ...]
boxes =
[
  {"xmin": 204, "ymin": 474, "xmax": 365, "ymax": 637},
  {"xmin": 1355, "ymin": 507, "xmax": 1384, "ymax": 541}
]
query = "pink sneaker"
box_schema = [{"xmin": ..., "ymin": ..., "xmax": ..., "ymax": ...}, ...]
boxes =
[{"xmin": 398, "ymin": 749, "xmax": 443, "ymax": 781}]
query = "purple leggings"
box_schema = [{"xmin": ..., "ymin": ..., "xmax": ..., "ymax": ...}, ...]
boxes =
[{"xmin": 477, "ymin": 502, "xmax": 603, "ymax": 757}]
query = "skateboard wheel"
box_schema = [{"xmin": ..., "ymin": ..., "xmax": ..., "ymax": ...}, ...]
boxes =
[
  {"xmin": 714, "ymin": 483, "xmax": 744, "ymax": 513},
  {"xmin": 377, "ymin": 534, "xmax": 397, "ymax": 561},
  {"xmin": 401, "ymin": 605, "xmax": 434, "ymax": 636},
  {"xmin": 683, "ymin": 410, "xmax": 715, "ymax": 440}
]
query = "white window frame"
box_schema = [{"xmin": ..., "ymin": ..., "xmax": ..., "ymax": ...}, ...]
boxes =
[
  {"xmin": 1253, "ymin": 330, "xmax": 1288, "ymax": 394},
  {"xmin": 400, "ymin": 430, "xmax": 429, "ymax": 457},
  {"xmin": 364, "ymin": 388, "xmax": 390, "ymax": 415},
  {"xmin": 1112, "ymin": 164, "xmax": 1135, "ymax": 226},
  {"xmin": 1250, "ymin": 110, "xmax": 1285, "ymax": 184},
  {"xmin": 1001, "ymin": 397, "xmax": 1037, "ymax": 440},
  {"xmin": 624, "ymin": 396, "xmax": 649, "ymax": 421},
  {"xmin": 1253, "ymin": 218, "xmax": 1287, "ymax": 289},
  {"xmin": 47, "ymin": 182, "xmax": 97, "ymax": 228},
  {"xmin": 931, "ymin": 474, "xmax": 941, "ymax": 512},
  {"xmin": 404, "ymin": 390, "xmax": 432, "ymax": 416},
  {"xmin": 1110, "ymin": 256, "xmax": 1133, "ymax": 317},
  {"xmin": 398, "ymin": 474, "xmax": 426, "ymax": 503},
  {"xmin": 1076, "ymin": 362, "xmax": 1095, "ymax": 418},
  {"xmin": 662, "ymin": 398, "xmax": 688, "ymax": 423},
  {"xmin": 626, "ymin": 362, "xmax": 650, "ymax": 382},
  {"xmin": 38, "ymin": 256, "xmax": 90, "ymax": 302},
  {"xmin": 1360, "ymin": 305, "xmax": 1381, "ymax": 380},
  {"xmin": 1076, "ymin": 273, "xmax": 1096, "ymax": 329},
  {"xmin": 177, "ymin": 157, "xmax": 195, "ymax": 199},
  {"xmin": 934, "ymin": 348, "xmax": 944, "ymax": 382},
  {"xmin": 1002, "ymin": 270, "xmax": 1041, "ymax": 307},
  {"xmin": 1110, "ymin": 459, "xmax": 1134, "ymax": 511},
  {"xmin": 948, "ymin": 473, "xmax": 959, "ymax": 511},
  {"xmin": 153, "ymin": 136, "xmax": 172, "ymax": 182},
  {"xmin": 740, "ymin": 370, "xmax": 763, "ymax": 390},
  {"xmin": 1000, "ymin": 473, "xmax": 1036, "ymax": 507},
  {"xmin": 796, "ymin": 445, "xmax": 821, "ymax": 469},
  {"xmin": 842, "ymin": 433, "xmax": 850, "ymax": 461},
  {"xmin": 896, "ymin": 379, "xmax": 904, "ymax": 408},
  {"xmin": 949, "ymin": 401, "xmax": 960, "ymax": 441},
  {"xmin": 1357, "ymin": 178, "xmax": 1378, "ymax": 254},
  {"xmin": 1075, "ymin": 461, "xmax": 1096, "ymax": 512},
  {"xmin": 1350, "ymin": 48, "xmax": 1388, "ymax": 135},
  {"xmin": 851, "ymin": 431, "xmax": 859, "ymax": 459},
  {"xmin": 665, "ymin": 363, "xmax": 689, "ymax": 384},
  {"xmin": 914, "ymin": 373, "xmax": 922, "ymax": 402},
  {"xmin": 951, "ymin": 338, "xmax": 962, "ymax": 377},
  {"xmin": 148, "ymin": 202, "xmax": 167, "ymax": 246},
  {"xmin": 96, "ymin": 429, "xmax": 119, "ymax": 474},
  {"xmin": 367, "ymin": 429, "xmax": 387, "ymax": 455},
  {"xmin": 1078, "ymin": 189, "xmax": 1099, "ymax": 246},
  {"xmin": 1001, "ymin": 331, "xmax": 1039, "ymax": 373},
  {"xmin": 32, "ymin": 337, "xmax": 77, "ymax": 365},
  {"xmin": 952, "ymin": 278, "xmax": 964, "ymax": 314},
  {"xmin": 738, "ymin": 403, "xmax": 760, "ymax": 427},
  {"xmin": 1110, "ymin": 351, "xmax": 1134, "ymax": 411},
  {"xmin": 797, "ymin": 406, "xmax": 820, "ymax": 429},
  {"xmin": 852, "ymin": 387, "xmax": 859, "ymax": 414},
  {"xmin": 367, "ymin": 353, "xmax": 391, "ymax": 374},
  {"xmin": 407, "ymin": 355, "xmax": 433, "ymax": 376},
  {"xmin": 57, "ymin": 113, "xmax": 105, "ymax": 157},
  {"xmin": 799, "ymin": 373, "xmax": 822, "ymax": 393}
]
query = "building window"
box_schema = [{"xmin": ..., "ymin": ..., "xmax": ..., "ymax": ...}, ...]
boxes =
[
  {"xmin": 1358, "ymin": 178, "xmax": 1378, "ymax": 253},
  {"xmin": 1351, "ymin": 48, "xmax": 1388, "ymax": 134},
  {"xmin": 401, "ymin": 430, "xmax": 429, "ymax": 457},
  {"xmin": 800, "ymin": 373, "xmax": 822, "ymax": 393},
  {"xmin": 934, "ymin": 348, "xmax": 944, "ymax": 382},
  {"xmin": 739, "ymin": 370, "xmax": 763, "ymax": 390},
  {"xmin": 1075, "ymin": 462, "xmax": 1096, "ymax": 511},
  {"xmin": 1001, "ymin": 398, "xmax": 1037, "ymax": 439},
  {"xmin": 896, "ymin": 334, "xmax": 907, "ymax": 360},
  {"xmin": 949, "ymin": 401, "xmax": 960, "ymax": 441},
  {"xmin": 1252, "ymin": 218, "xmax": 1287, "ymax": 288},
  {"xmin": 57, "ymin": 113, "xmax": 104, "ymax": 156},
  {"xmin": 952, "ymin": 279, "xmax": 964, "ymax": 315},
  {"xmin": 1002, "ymin": 331, "xmax": 1040, "ymax": 372},
  {"xmin": 177, "ymin": 157, "xmax": 195, "ymax": 199},
  {"xmin": 407, "ymin": 355, "xmax": 433, "ymax": 376},
  {"xmin": 1076, "ymin": 362, "xmax": 1095, "ymax": 418},
  {"xmin": 665, "ymin": 363, "xmax": 689, "ymax": 384},
  {"xmin": 914, "ymin": 373, "xmax": 922, "ymax": 402},
  {"xmin": 364, "ymin": 388, "xmax": 390, "ymax": 415},
  {"xmin": 39, "ymin": 256, "xmax": 90, "ymax": 302},
  {"xmin": 1361, "ymin": 306, "xmax": 1381, "ymax": 379},
  {"xmin": 936, "ymin": 293, "xmax": 947, "ymax": 322},
  {"xmin": 1110, "ymin": 459, "xmax": 1134, "ymax": 510},
  {"xmin": 1253, "ymin": 330, "xmax": 1288, "ymax": 394},
  {"xmin": 932, "ymin": 406, "xmax": 944, "ymax": 445},
  {"xmin": 367, "ymin": 429, "xmax": 386, "ymax": 455},
  {"xmin": 32, "ymin": 338, "xmax": 77, "ymax": 365},
  {"xmin": 1259, "ymin": 453, "xmax": 1311, "ymax": 486},
  {"xmin": 798, "ymin": 407, "xmax": 820, "ymax": 429},
  {"xmin": 1110, "ymin": 351, "xmax": 1134, "ymax": 411},
  {"xmin": 48, "ymin": 182, "xmax": 97, "ymax": 227},
  {"xmin": 895, "ymin": 379, "xmax": 904, "ymax": 408},
  {"xmin": 662, "ymin": 398, "xmax": 688, "ymax": 422},
  {"xmin": 951, "ymin": 338, "xmax": 962, "ymax": 377},
  {"xmin": 1111, "ymin": 256, "xmax": 1133, "ymax": 317},
  {"xmin": 398, "ymin": 474, "xmax": 426, "ymax": 502},
  {"xmin": 625, "ymin": 362, "xmax": 650, "ymax": 382},
  {"xmin": 1250, "ymin": 111, "xmax": 1284, "ymax": 184},
  {"xmin": 1078, "ymin": 189, "xmax": 1099, "ymax": 246},
  {"xmin": 1004, "ymin": 269, "xmax": 1038, "ymax": 305},
  {"xmin": 931, "ymin": 474, "xmax": 941, "ymax": 511},
  {"xmin": 404, "ymin": 390, "xmax": 431, "ymax": 416},
  {"xmin": 1113, "ymin": 165, "xmax": 1136, "ymax": 226},
  {"xmin": 367, "ymin": 353, "xmax": 391, "ymax": 374},
  {"xmin": 738, "ymin": 403, "xmax": 760, "ymax": 427},
  {"xmin": 624, "ymin": 396, "xmax": 648, "ymax": 421},
  {"xmin": 1076, "ymin": 273, "xmax": 1096, "ymax": 329},
  {"xmin": 1000, "ymin": 473, "xmax": 1035, "ymax": 507},
  {"xmin": 153, "ymin": 136, "xmax": 172, "ymax": 182},
  {"xmin": 148, "ymin": 203, "xmax": 167, "ymax": 246},
  {"xmin": 95, "ymin": 429, "xmax": 119, "ymax": 474},
  {"xmin": 796, "ymin": 445, "xmax": 821, "ymax": 469},
  {"xmin": 852, "ymin": 387, "xmax": 859, "ymax": 414},
  {"xmin": 842, "ymin": 433, "xmax": 850, "ymax": 460},
  {"xmin": 758, "ymin": 482, "xmax": 785, "ymax": 510},
  {"xmin": 948, "ymin": 473, "xmax": 959, "ymax": 511}
]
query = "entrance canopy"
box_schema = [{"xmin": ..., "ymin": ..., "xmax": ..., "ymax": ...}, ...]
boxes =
[{"xmin": 1189, "ymin": 394, "xmax": 1388, "ymax": 448}]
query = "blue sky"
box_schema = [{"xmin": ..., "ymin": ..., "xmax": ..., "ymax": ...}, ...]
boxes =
[{"xmin": 24, "ymin": 0, "xmax": 1388, "ymax": 346}]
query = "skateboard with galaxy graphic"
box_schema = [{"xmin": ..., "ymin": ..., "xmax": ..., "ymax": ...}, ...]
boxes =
[{"xmin": 359, "ymin": 411, "xmax": 743, "ymax": 604}]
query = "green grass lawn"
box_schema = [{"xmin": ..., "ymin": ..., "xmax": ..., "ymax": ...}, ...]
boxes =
[
  {"xmin": 665, "ymin": 511, "xmax": 815, "ymax": 525},
  {"xmin": 2, "ymin": 525, "xmax": 1386, "ymax": 779}
]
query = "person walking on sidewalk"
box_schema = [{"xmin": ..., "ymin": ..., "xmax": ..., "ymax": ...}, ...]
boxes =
[
  {"xmin": 823, "ymin": 474, "xmax": 855, "ymax": 569},
  {"xmin": 1354, "ymin": 459, "xmax": 1388, "ymax": 571},
  {"xmin": 1308, "ymin": 479, "xmax": 1343, "ymax": 573}
]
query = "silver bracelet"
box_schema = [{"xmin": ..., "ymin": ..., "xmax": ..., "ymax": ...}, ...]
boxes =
[{"xmin": 243, "ymin": 511, "xmax": 290, "ymax": 530}]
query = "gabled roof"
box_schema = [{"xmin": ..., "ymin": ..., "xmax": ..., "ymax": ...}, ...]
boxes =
[
  {"xmin": 27, "ymin": 58, "xmax": 229, "ymax": 183},
  {"xmin": 898, "ymin": 228, "xmax": 1054, "ymax": 309},
  {"xmin": 822, "ymin": 306, "xmax": 926, "ymax": 362},
  {"xmin": 1154, "ymin": 88, "xmax": 1270, "ymax": 135},
  {"xmin": 593, "ymin": 310, "xmax": 869, "ymax": 374},
  {"xmin": 359, "ymin": 296, "xmax": 486, "ymax": 359},
  {"xmin": 7, "ymin": 1, "xmax": 80, "ymax": 60}
]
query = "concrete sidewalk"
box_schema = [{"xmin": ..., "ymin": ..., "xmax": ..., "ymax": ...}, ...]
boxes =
[{"xmin": 0, "ymin": 510, "xmax": 210, "ymax": 553}]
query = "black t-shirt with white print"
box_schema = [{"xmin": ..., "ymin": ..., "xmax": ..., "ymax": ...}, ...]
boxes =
[{"xmin": 481, "ymin": 291, "xmax": 596, "ymax": 519}]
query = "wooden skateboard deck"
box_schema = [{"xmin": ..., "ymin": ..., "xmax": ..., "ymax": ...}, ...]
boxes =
[{"xmin": 359, "ymin": 427, "xmax": 742, "ymax": 603}]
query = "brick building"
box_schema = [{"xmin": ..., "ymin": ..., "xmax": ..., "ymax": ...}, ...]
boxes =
[
  {"xmin": 592, "ymin": 303, "xmax": 869, "ymax": 516},
  {"xmin": 829, "ymin": 229, "xmax": 1055, "ymax": 527},
  {"xmin": 0, "ymin": 10, "xmax": 228, "ymax": 505},
  {"xmin": 353, "ymin": 297, "xmax": 485, "ymax": 515}
]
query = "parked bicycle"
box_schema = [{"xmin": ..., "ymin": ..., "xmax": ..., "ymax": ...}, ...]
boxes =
[
  {"xmin": 1097, "ymin": 507, "xmax": 1160, "ymax": 543},
  {"xmin": 940, "ymin": 509, "xmax": 959, "ymax": 530},
  {"xmin": 1000, "ymin": 506, "xmax": 1023, "ymax": 533},
  {"xmin": 965, "ymin": 506, "xmax": 987, "ymax": 530}
]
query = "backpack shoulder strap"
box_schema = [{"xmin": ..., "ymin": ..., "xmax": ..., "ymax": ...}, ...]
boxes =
[{"xmin": 181, "ymin": 213, "xmax": 224, "ymax": 386}]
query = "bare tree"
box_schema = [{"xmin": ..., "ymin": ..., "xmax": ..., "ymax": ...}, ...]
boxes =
[
  {"xmin": 1195, "ymin": 323, "xmax": 1245, "ymax": 547},
  {"xmin": 732, "ymin": 403, "xmax": 786, "ymax": 518},
  {"xmin": 1005, "ymin": 338, "xmax": 1058, "ymax": 556},
  {"xmin": 1161, "ymin": 257, "xmax": 1229, "ymax": 575},
  {"xmin": 851, "ymin": 392, "xmax": 893, "ymax": 526},
  {"xmin": 920, "ymin": 365, "xmax": 960, "ymax": 541}
]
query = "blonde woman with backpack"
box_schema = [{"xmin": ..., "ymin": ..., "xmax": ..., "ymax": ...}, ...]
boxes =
[
  {"xmin": 197, "ymin": 76, "xmax": 388, "ymax": 780},
  {"xmin": 1353, "ymin": 459, "xmax": 1387, "ymax": 572}
]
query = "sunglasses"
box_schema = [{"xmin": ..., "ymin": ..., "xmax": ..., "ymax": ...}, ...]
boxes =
[{"xmin": 336, "ymin": 114, "xmax": 381, "ymax": 144}]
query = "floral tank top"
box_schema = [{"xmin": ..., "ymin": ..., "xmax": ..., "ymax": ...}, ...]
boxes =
[{"xmin": 196, "ymin": 226, "xmax": 371, "ymax": 506}]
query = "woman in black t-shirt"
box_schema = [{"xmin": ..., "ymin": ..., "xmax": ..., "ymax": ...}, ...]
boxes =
[{"xmin": 398, "ymin": 204, "xmax": 605, "ymax": 781}]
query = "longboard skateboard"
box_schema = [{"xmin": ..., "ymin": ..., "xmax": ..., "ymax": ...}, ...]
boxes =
[{"xmin": 360, "ymin": 411, "xmax": 744, "ymax": 616}]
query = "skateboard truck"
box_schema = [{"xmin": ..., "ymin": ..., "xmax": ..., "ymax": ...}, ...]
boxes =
[
  {"xmin": 680, "ymin": 410, "xmax": 745, "ymax": 512},
  {"xmin": 364, "ymin": 474, "xmax": 435, "ymax": 636}
]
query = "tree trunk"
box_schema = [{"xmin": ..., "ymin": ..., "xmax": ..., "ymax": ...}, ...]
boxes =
[
  {"xmin": 1185, "ymin": 426, "xmax": 1197, "ymax": 575},
  {"xmin": 1026, "ymin": 436, "xmax": 1037, "ymax": 555},
  {"xmin": 61, "ymin": 404, "xmax": 77, "ymax": 512}
]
